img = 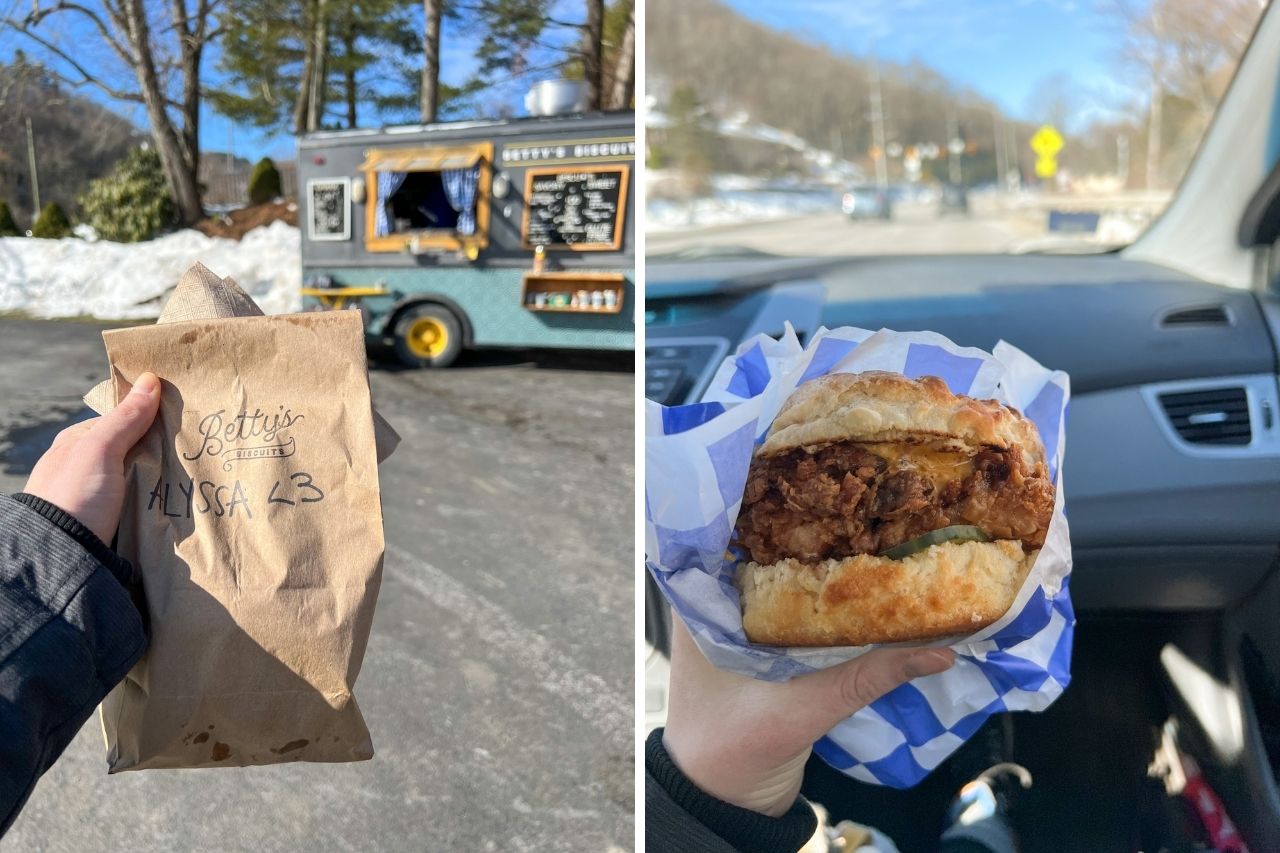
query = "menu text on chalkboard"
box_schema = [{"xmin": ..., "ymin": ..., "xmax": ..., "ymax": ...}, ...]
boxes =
[{"xmin": 522, "ymin": 166, "xmax": 629, "ymax": 251}]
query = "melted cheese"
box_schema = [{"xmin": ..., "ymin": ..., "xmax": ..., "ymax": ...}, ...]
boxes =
[{"xmin": 860, "ymin": 442, "xmax": 975, "ymax": 490}]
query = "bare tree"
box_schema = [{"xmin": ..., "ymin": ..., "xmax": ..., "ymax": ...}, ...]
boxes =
[
  {"xmin": 291, "ymin": 2, "xmax": 316, "ymax": 131},
  {"xmin": 1156, "ymin": 0, "xmax": 1259, "ymax": 111},
  {"xmin": 421, "ymin": 0, "xmax": 442, "ymax": 121},
  {"xmin": 608, "ymin": 4, "xmax": 633, "ymax": 109},
  {"xmin": 582, "ymin": 0, "xmax": 602, "ymax": 109},
  {"xmin": 1024, "ymin": 72, "xmax": 1079, "ymax": 133},
  {"xmin": 461, "ymin": 0, "xmax": 612, "ymax": 111},
  {"xmin": 1, "ymin": 1, "xmax": 221, "ymax": 225},
  {"xmin": 1114, "ymin": 0, "xmax": 1261, "ymax": 188},
  {"xmin": 290, "ymin": 0, "xmax": 329, "ymax": 133},
  {"xmin": 308, "ymin": 0, "xmax": 328, "ymax": 130},
  {"xmin": 341, "ymin": 10, "xmax": 358, "ymax": 128}
]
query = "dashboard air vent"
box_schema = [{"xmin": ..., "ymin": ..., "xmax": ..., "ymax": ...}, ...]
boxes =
[
  {"xmin": 1161, "ymin": 305, "xmax": 1230, "ymax": 327},
  {"xmin": 1158, "ymin": 387, "xmax": 1251, "ymax": 445}
]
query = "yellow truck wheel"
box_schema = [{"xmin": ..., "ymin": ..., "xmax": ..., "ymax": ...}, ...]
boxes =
[{"xmin": 393, "ymin": 304, "xmax": 463, "ymax": 368}]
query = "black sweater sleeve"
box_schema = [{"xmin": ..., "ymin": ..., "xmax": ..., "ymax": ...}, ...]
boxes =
[
  {"xmin": 645, "ymin": 728, "xmax": 819, "ymax": 853},
  {"xmin": 0, "ymin": 493, "xmax": 147, "ymax": 837}
]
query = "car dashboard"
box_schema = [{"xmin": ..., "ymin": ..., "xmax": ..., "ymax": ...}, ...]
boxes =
[{"xmin": 646, "ymin": 253, "xmax": 1280, "ymax": 612}]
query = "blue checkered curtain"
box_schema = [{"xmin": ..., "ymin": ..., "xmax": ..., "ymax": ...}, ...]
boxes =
[
  {"xmin": 442, "ymin": 165, "xmax": 480, "ymax": 235},
  {"xmin": 375, "ymin": 172, "xmax": 408, "ymax": 236}
]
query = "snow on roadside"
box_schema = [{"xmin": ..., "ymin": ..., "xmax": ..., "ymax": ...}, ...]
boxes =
[
  {"xmin": 0, "ymin": 220, "xmax": 301, "ymax": 320},
  {"xmin": 645, "ymin": 168, "xmax": 842, "ymax": 232},
  {"xmin": 647, "ymin": 189, "xmax": 837, "ymax": 232}
]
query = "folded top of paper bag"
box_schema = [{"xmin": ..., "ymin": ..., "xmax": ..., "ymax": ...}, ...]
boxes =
[{"xmin": 83, "ymin": 262, "xmax": 400, "ymax": 463}]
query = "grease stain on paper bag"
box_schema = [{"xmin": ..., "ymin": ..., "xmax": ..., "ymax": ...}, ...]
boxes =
[{"xmin": 98, "ymin": 304, "xmax": 387, "ymax": 772}]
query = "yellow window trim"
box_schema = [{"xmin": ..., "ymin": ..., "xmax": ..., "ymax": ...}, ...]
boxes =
[
  {"xmin": 358, "ymin": 148, "xmax": 483, "ymax": 173},
  {"xmin": 362, "ymin": 142, "xmax": 493, "ymax": 253}
]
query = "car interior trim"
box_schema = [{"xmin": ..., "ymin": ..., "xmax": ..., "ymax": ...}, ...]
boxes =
[{"xmin": 1139, "ymin": 374, "xmax": 1280, "ymax": 459}]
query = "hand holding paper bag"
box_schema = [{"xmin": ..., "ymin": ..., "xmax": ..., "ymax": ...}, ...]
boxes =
[
  {"xmin": 87, "ymin": 264, "xmax": 393, "ymax": 771},
  {"xmin": 25, "ymin": 374, "xmax": 161, "ymax": 543}
]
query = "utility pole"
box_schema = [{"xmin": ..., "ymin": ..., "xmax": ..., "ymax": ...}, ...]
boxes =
[
  {"xmin": 25, "ymin": 117, "xmax": 40, "ymax": 219},
  {"xmin": 991, "ymin": 109, "xmax": 1006, "ymax": 194},
  {"xmin": 1005, "ymin": 123, "xmax": 1017, "ymax": 189},
  {"xmin": 870, "ymin": 58, "xmax": 888, "ymax": 189},
  {"xmin": 1146, "ymin": 72, "xmax": 1162, "ymax": 189},
  {"xmin": 1117, "ymin": 134, "xmax": 1129, "ymax": 186},
  {"xmin": 1146, "ymin": 10, "xmax": 1163, "ymax": 190},
  {"xmin": 947, "ymin": 108, "xmax": 962, "ymax": 185}
]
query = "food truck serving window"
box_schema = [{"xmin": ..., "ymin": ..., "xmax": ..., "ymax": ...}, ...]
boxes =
[{"xmin": 359, "ymin": 143, "xmax": 493, "ymax": 252}]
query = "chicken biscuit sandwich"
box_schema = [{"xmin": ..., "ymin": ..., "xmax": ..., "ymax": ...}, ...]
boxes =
[{"xmin": 733, "ymin": 371, "xmax": 1055, "ymax": 646}]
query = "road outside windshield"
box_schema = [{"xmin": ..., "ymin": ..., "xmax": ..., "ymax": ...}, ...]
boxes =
[{"xmin": 646, "ymin": 0, "xmax": 1266, "ymax": 258}]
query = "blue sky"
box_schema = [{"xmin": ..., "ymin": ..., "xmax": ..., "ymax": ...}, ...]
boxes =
[
  {"xmin": 0, "ymin": 1, "xmax": 582, "ymax": 162},
  {"xmin": 722, "ymin": 0, "xmax": 1140, "ymax": 130},
  {"xmin": 3, "ymin": 0, "xmax": 1149, "ymax": 163}
]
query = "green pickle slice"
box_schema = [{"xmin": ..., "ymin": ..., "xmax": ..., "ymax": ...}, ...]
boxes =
[{"xmin": 880, "ymin": 525, "xmax": 991, "ymax": 560}]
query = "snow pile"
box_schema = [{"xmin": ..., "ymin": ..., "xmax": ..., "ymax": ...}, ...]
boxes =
[
  {"xmin": 0, "ymin": 220, "xmax": 301, "ymax": 320},
  {"xmin": 1095, "ymin": 211, "xmax": 1148, "ymax": 246},
  {"xmin": 646, "ymin": 169, "xmax": 841, "ymax": 232},
  {"xmin": 647, "ymin": 189, "xmax": 836, "ymax": 232}
]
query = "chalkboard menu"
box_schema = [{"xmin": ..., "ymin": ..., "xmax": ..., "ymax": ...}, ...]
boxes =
[
  {"xmin": 522, "ymin": 165, "xmax": 629, "ymax": 251},
  {"xmin": 307, "ymin": 178, "xmax": 351, "ymax": 241}
]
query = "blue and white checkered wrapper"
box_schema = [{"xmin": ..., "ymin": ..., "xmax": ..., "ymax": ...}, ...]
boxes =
[{"xmin": 645, "ymin": 325, "xmax": 1074, "ymax": 789}]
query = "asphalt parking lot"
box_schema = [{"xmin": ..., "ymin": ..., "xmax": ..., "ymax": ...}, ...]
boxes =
[{"xmin": 0, "ymin": 317, "xmax": 634, "ymax": 852}]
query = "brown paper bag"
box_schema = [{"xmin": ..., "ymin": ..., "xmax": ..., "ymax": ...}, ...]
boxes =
[{"xmin": 99, "ymin": 309, "xmax": 385, "ymax": 771}]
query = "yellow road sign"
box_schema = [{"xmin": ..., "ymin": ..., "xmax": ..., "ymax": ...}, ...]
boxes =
[
  {"xmin": 1035, "ymin": 156, "xmax": 1058, "ymax": 178},
  {"xmin": 1030, "ymin": 125, "xmax": 1064, "ymax": 157}
]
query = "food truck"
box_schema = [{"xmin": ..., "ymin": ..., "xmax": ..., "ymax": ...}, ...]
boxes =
[{"xmin": 296, "ymin": 109, "xmax": 635, "ymax": 367}]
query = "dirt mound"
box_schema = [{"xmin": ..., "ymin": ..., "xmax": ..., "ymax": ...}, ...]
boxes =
[{"xmin": 195, "ymin": 201, "xmax": 298, "ymax": 240}]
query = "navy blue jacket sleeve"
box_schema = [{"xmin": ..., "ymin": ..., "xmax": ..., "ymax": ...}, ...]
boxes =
[
  {"xmin": 646, "ymin": 728, "xmax": 818, "ymax": 852},
  {"xmin": 0, "ymin": 493, "xmax": 146, "ymax": 837}
]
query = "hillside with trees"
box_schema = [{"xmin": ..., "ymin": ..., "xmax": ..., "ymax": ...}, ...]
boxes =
[
  {"xmin": 648, "ymin": 0, "xmax": 1259, "ymax": 191},
  {"xmin": 647, "ymin": 0, "xmax": 1015, "ymax": 185},
  {"xmin": 0, "ymin": 56, "xmax": 143, "ymax": 229}
]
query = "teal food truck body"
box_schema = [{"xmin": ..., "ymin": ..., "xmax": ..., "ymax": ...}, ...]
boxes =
[{"xmin": 296, "ymin": 110, "xmax": 635, "ymax": 367}]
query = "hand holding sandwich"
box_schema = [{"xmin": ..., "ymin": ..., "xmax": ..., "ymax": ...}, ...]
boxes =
[
  {"xmin": 662, "ymin": 616, "xmax": 954, "ymax": 818},
  {"xmin": 660, "ymin": 371, "xmax": 1058, "ymax": 817}
]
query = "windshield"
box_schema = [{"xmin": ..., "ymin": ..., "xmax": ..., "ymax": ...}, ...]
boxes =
[{"xmin": 646, "ymin": 0, "xmax": 1267, "ymax": 259}]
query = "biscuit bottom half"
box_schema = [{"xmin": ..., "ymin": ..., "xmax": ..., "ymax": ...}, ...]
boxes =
[{"xmin": 734, "ymin": 539, "xmax": 1036, "ymax": 647}]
